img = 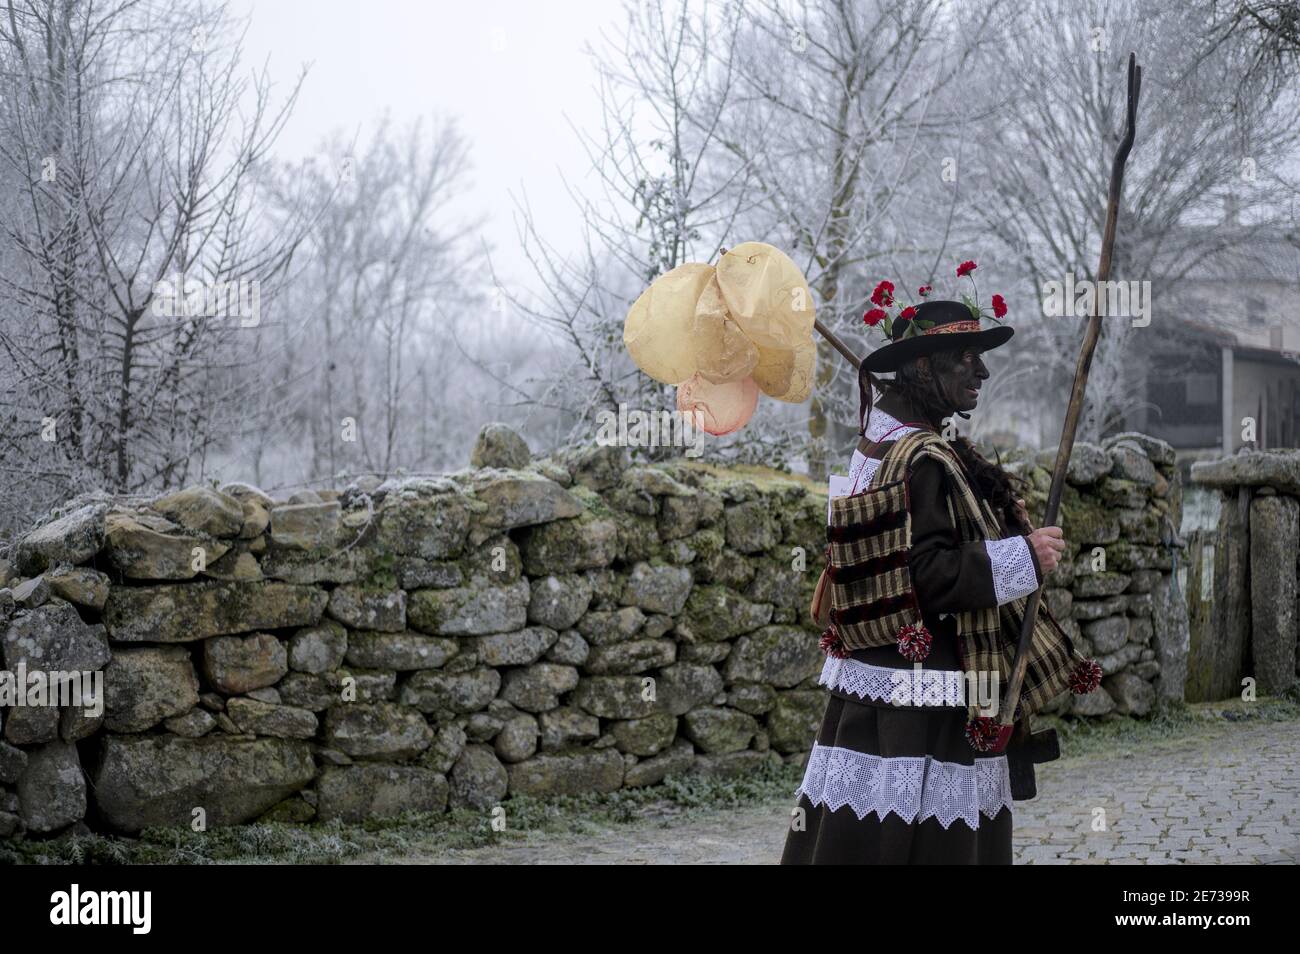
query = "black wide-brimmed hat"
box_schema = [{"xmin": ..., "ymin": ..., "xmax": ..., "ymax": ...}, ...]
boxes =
[{"xmin": 862, "ymin": 299, "xmax": 1013, "ymax": 373}]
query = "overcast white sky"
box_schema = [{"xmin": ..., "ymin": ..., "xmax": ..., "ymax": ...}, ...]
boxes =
[{"xmin": 236, "ymin": 0, "xmax": 622, "ymax": 290}]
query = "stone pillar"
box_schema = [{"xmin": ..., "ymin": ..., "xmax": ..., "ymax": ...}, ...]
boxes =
[
  {"xmin": 1187, "ymin": 488, "xmax": 1251, "ymax": 701},
  {"xmin": 1249, "ymin": 491, "xmax": 1299, "ymax": 695},
  {"xmin": 1151, "ymin": 568, "xmax": 1189, "ymax": 702}
]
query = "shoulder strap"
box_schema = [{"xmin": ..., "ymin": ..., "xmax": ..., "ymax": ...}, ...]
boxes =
[
  {"xmin": 856, "ymin": 420, "xmax": 933, "ymax": 461},
  {"xmin": 874, "ymin": 429, "xmax": 948, "ymax": 485},
  {"xmin": 892, "ymin": 436, "xmax": 1003, "ymax": 538}
]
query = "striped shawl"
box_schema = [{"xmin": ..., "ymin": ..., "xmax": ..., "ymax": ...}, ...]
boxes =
[{"xmin": 825, "ymin": 430, "xmax": 1088, "ymax": 720}]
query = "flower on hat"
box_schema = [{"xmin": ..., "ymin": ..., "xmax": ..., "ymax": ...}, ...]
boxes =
[
  {"xmin": 862, "ymin": 258, "xmax": 1010, "ymax": 351},
  {"xmin": 861, "ymin": 280, "xmax": 935, "ymax": 345},
  {"xmin": 955, "ymin": 258, "xmax": 1008, "ymax": 326}
]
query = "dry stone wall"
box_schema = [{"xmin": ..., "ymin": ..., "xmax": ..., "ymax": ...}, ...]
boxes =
[
  {"xmin": 1007, "ymin": 432, "xmax": 1190, "ymax": 718},
  {"xmin": 0, "ymin": 424, "xmax": 1187, "ymax": 839}
]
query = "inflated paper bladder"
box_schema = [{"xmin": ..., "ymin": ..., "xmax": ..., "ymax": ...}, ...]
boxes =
[
  {"xmin": 691, "ymin": 274, "xmax": 759, "ymax": 384},
  {"xmin": 623, "ymin": 262, "xmax": 712, "ymax": 386},
  {"xmin": 622, "ymin": 242, "xmax": 817, "ymax": 420},
  {"xmin": 716, "ymin": 242, "xmax": 815, "ymax": 403},
  {"xmin": 676, "ymin": 373, "xmax": 760, "ymax": 436},
  {"xmin": 751, "ymin": 333, "xmax": 816, "ymax": 403}
]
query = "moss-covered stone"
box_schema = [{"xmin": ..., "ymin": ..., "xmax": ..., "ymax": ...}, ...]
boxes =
[
  {"xmin": 682, "ymin": 706, "xmax": 757, "ymax": 753},
  {"xmin": 765, "ymin": 689, "xmax": 825, "ymax": 753},
  {"xmin": 407, "ymin": 580, "xmax": 529, "ymax": 636},
  {"xmin": 93, "ymin": 735, "xmax": 315, "ymax": 832},
  {"xmin": 724, "ymin": 500, "xmax": 780, "ymax": 553},
  {"xmin": 677, "ymin": 584, "xmax": 772, "ymax": 642},
  {"xmin": 573, "ymin": 675, "xmax": 658, "ymax": 719},
  {"xmin": 609, "ymin": 712, "xmax": 677, "ymax": 756},
  {"xmin": 654, "ymin": 663, "xmax": 724, "ymax": 716},
  {"xmin": 620, "ymin": 561, "xmax": 693, "ymax": 616},
  {"xmin": 1057, "ymin": 485, "xmax": 1120, "ymax": 545},
  {"xmin": 467, "ymin": 469, "xmax": 583, "ymax": 531},
  {"xmin": 723, "ymin": 626, "xmax": 821, "ymax": 688},
  {"xmin": 517, "ymin": 513, "xmax": 618, "ymax": 575},
  {"xmin": 586, "ymin": 638, "xmax": 677, "ymax": 675},
  {"xmin": 400, "ymin": 668, "xmax": 501, "ymax": 714},
  {"xmin": 321, "ymin": 703, "xmax": 433, "ymax": 760},
  {"xmin": 104, "ymin": 581, "xmax": 327, "ymax": 643},
  {"xmin": 506, "ymin": 748, "xmax": 624, "ymax": 796},
  {"xmin": 374, "ymin": 492, "xmax": 471, "ymax": 560},
  {"xmin": 316, "ymin": 764, "xmax": 448, "ymax": 822}
]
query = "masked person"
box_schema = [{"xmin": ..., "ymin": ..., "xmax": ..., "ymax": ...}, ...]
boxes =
[{"xmin": 780, "ymin": 297, "xmax": 1101, "ymax": 865}]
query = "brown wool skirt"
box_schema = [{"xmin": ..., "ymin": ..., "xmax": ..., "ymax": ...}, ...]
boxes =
[{"xmin": 779, "ymin": 692, "xmax": 1014, "ymax": 865}]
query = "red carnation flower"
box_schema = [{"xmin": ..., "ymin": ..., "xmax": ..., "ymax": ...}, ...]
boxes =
[
  {"xmin": 956, "ymin": 260, "xmax": 978, "ymax": 277},
  {"xmin": 898, "ymin": 306, "xmax": 918, "ymax": 322},
  {"xmin": 895, "ymin": 622, "xmax": 931, "ymax": 662},
  {"xmin": 863, "ymin": 308, "xmax": 887, "ymax": 326},
  {"xmin": 870, "ymin": 280, "xmax": 895, "ymax": 307},
  {"xmin": 917, "ymin": 285, "xmax": 932, "ymax": 297},
  {"xmin": 991, "ymin": 294, "xmax": 1007, "ymax": 318}
]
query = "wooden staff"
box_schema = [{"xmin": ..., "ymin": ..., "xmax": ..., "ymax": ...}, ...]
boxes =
[
  {"xmin": 815, "ymin": 317, "xmax": 862, "ymax": 370},
  {"xmin": 997, "ymin": 53, "xmax": 1143, "ymax": 738}
]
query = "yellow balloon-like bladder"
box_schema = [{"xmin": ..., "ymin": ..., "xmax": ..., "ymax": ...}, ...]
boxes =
[{"xmin": 622, "ymin": 242, "xmax": 817, "ymax": 410}]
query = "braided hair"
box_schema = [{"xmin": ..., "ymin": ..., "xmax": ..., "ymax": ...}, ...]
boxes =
[{"xmin": 858, "ymin": 352, "xmax": 1030, "ymax": 535}]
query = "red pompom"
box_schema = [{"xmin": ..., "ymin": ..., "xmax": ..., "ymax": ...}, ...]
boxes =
[
  {"xmin": 820, "ymin": 627, "xmax": 849, "ymax": 659},
  {"xmin": 1069, "ymin": 658, "xmax": 1103, "ymax": 694},
  {"xmin": 895, "ymin": 622, "xmax": 932, "ymax": 662},
  {"xmin": 965, "ymin": 716, "xmax": 1013, "ymax": 753}
]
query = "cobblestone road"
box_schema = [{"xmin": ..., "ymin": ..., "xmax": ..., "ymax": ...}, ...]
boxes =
[
  {"xmin": 1015, "ymin": 719, "xmax": 1299, "ymax": 864},
  {"xmin": 359, "ymin": 719, "xmax": 1298, "ymax": 864}
]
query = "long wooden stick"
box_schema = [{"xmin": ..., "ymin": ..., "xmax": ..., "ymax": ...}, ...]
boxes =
[
  {"xmin": 998, "ymin": 53, "xmax": 1143, "ymax": 735},
  {"xmin": 815, "ymin": 317, "xmax": 862, "ymax": 370}
]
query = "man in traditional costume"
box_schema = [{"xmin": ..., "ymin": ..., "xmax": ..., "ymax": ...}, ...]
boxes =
[{"xmin": 781, "ymin": 282, "xmax": 1102, "ymax": 865}]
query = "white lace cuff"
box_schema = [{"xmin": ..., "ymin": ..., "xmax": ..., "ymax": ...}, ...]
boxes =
[
  {"xmin": 796, "ymin": 743, "xmax": 1013, "ymax": 830},
  {"xmin": 984, "ymin": 536, "xmax": 1039, "ymax": 605}
]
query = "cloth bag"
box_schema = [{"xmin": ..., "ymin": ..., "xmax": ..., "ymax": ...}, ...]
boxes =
[{"xmin": 819, "ymin": 431, "xmax": 932, "ymax": 656}]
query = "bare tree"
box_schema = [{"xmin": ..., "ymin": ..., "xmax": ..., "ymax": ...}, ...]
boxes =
[
  {"xmin": 0, "ymin": 0, "xmax": 310, "ymax": 532},
  {"xmin": 250, "ymin": 116, "xmax": 487, "ymax": 489},
  {"xmin": 701, "ymin": 0, "xmax": 1008, "ymax": 478},
  {"xmin": 1206, "ymin": 0, "xmax": 1300, "ymax": 84},
  {"xmin": 956, "ymin": 0, "xmax": 1300, "ymax": 442},
  {"xmin": 498, "ymin": 0, "xmax": 755, "ymax": 461}
]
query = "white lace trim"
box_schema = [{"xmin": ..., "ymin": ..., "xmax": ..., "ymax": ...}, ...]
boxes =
[
  {"xmin": 825, "ymin": 408, "xmax": 910, "ymax": 518},
  {"xmin": 819, "ymin": 655, "xmax": 966, "ymax": 707},
  {"xmin": 984, "ymin": 536, "xmax": 1039, "ymax": 605},
  {"xmin": 796, "ymin": 743, "xmax": 1013, "ymax": 830},
  {"xmin": 847, "ymin": 453, "xmax": 881, "ymax": 494},
  {"xmin": 864, "ymin": 407, "xmax": 920, "ymax": 443}
]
